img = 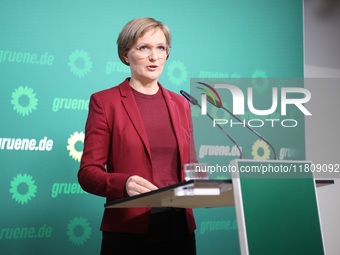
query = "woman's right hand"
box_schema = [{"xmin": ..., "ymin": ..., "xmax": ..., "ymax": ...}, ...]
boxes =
[{"xmin": 125, "ymin": 175, "xmax": 158, "ymax": 196}]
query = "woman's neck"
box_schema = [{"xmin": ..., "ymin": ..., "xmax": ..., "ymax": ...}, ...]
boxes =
[{"xmin": 129, "ymin": 78, "xmax": 159, "ymax": 95}]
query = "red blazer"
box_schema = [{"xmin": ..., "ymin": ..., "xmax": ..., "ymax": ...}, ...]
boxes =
[{"xmin": 78, "ymin": 78, "xmax": 197, "ymax": 233}]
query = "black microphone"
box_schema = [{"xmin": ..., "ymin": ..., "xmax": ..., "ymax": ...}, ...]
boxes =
[
  {"xmin": 180, "ymin": 90, "xmax": 244, "ymax": 159},
  {"xmin": 180, "ymin": 90, "xmax": 199, "ymax": 105},
  {"xmin": 205, "ymin": 94, "xmax": 278, "ymax": 160}
]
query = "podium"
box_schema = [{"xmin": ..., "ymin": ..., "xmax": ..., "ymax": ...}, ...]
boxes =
[
  {"xmin": 230, "ymin": 159, "xmax": 331, "ymax": 255},
  {"xmin": 105, "ymin": 159, "xmax": 334, "ymax": 255},
  {"xmin": 105, "ymin": 179, "xmax": 234, "ymax": 208}
]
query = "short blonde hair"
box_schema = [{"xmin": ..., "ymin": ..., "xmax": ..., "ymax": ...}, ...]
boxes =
[{"xmin": 117, "ymin": 17, "xmax": 171, "ymax": 66}]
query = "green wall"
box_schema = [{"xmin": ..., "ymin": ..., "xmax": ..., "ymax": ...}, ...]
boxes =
[{"xmin": 0, "ymin": 1, "xmax": 304, "ymax": 254}]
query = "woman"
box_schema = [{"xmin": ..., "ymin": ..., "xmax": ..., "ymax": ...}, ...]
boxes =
[{"xmin": 78, "ymin": 17, "xmax": 197, "ymax": 254}]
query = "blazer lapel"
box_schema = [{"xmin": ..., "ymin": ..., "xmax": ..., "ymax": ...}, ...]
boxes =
[
  {"xmin": 162, "ymin": 87, "xmax": 185, "ymax": 168},
  {"xmin": 119, "ymin": 81, "xmax": 152, "ymax": 159}
]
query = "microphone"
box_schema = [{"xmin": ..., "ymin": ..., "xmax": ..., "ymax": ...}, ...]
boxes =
[
  {"xmin": 205, "ymin": 94, "xmax": 278, "ymax": 160},
  {"xmin": 180, "ymin": 90, "xmax": 199, "ymax": 105},
  {"xmin": 180, "ymin": 90, "xmax": 244, "ymax": 159}
]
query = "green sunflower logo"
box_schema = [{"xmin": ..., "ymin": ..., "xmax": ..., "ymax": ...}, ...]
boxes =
[
  {"xmin": 191, "ymin": 105, "xmax": 201, "ymax": 118},
  {"xmin": 9, "ymin": 173, "xmax": 37, "ymax": 205},
  {"xmin": 68, "ymin": 50, "xmax": 93, "ymax": 78},
  {"xmin": 210, "ymin": 104, "xmax": 230, "ymax": 120},
  {"xmin": 251, "ymin": 139, "xmax": 271, "ymax": 160},
  {"xmin": 166, "ymin": 60, "xmax": 188, "ymax": 87},
  {"xmin": 67, "ymin": 216, "xmax": 92, "ymax": 246},
  {"xmin": 11, "ymin": 86, "xmax": 38, "ymax": 116},
  {"xmin": 251, "ymin": 69, "xmax": 269, "ymax": 94},
  {"xmin": 66, "ymin": 131, "xmax": 85, "ymax": 162}
]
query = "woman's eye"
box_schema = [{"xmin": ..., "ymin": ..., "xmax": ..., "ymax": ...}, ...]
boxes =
[{"xmin": 139, "ymin": 46, "xmax": 148, "ymax": 51}]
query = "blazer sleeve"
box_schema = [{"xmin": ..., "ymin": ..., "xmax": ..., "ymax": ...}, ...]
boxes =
[{"xmin": 78, "ymin": 93, "xmax": 129, "ymax": 201}]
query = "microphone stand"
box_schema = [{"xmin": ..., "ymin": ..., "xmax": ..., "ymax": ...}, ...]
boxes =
[
  {"xmin": 205, "ymin": 94, "xmax": 278, "ymax": 160},
  {"xmin": 180, "ymin": 90, "xmax": 244, "ymax": 159}
]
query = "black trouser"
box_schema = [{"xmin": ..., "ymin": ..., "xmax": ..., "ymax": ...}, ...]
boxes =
[{"xmin": 100, "ymin": 207, "xmax": 196, "ymax": 255}]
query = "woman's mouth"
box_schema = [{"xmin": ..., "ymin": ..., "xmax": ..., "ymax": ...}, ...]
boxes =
[{"xmin": 147, "ymin": 65, "xmax": 158, "ymax": 71}]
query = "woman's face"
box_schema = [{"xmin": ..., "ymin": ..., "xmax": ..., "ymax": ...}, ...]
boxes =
[{"xmin": 125, "ymin": 28, "xmax": 168, "ymax": 84}]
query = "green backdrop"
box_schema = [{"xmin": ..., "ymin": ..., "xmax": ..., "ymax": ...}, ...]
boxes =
[{"xmin": 0, "ymin": 1, "xmax": 304, "ymax": 254}]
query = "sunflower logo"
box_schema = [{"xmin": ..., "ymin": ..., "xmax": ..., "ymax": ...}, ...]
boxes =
[
  {"xmin": 277, "ymin": 78, "xmax": 287, "ymax": 89},
  {"xmin": 67, "ymin": 216, "xmax": 92, "ymax": 246},
  {"xmin": 66, "ymin": 131, "xmax": 85, "ymax": 162},
  {"xmin": 251, "ymin": 140, "xmax": 271, "ymax": 160},
  {"xmin": 11, "ymin": 86, "xmax": 38, "ymax": 116},
  {"xmin": 190, "ymin": 105, "xmax": 201, "ymax": 118},
  {"xmin": 210, "ymin": 104, "xmax": 229, "ymax": 120},
  {"xmin": 68, "ymin": 50, "xmax": 93, "ymax": 78},
  {"xmin": 251, "ymin": 69, "xmax": 269, "ymax": 94},
  {"xmin": 9, "ymin": 173, "xmax": 37, "ymax": 205},
  {"xmin": 166, "ymin": 60, "xmax": 188, "ymax": 87}
]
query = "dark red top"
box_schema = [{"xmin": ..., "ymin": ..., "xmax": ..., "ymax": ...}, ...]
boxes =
[{"xmin": 132, "ymin": 87, "xmax": 180, "ymax": 188}]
